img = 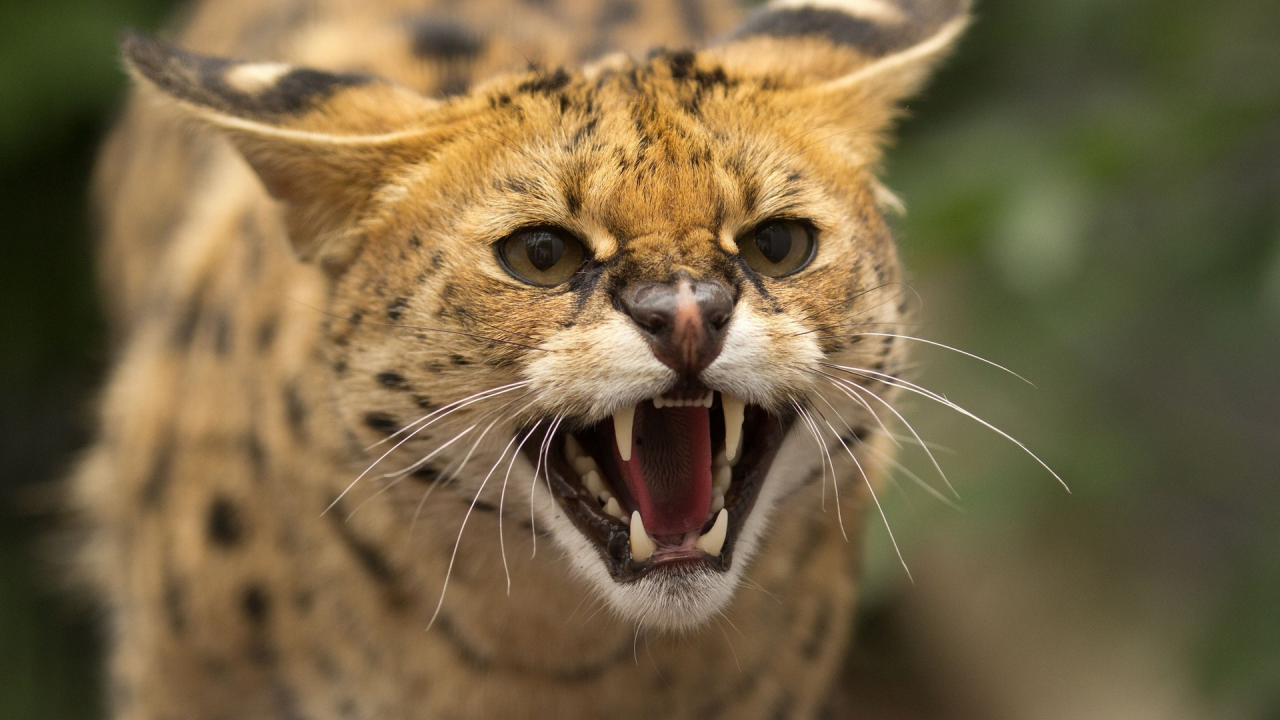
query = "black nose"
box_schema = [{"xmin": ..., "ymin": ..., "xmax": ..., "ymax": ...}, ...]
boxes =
[{"xmin": 618, "ymin": 276, "xmax": 735, "ymax": 378}]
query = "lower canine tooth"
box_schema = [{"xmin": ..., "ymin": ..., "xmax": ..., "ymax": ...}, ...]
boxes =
[
  {"xmin": 696, "ymin": 509, "xmax": 728, "ymax": 557},
  {"xmin": 629, "ymin": 511, "xmax": 655, "ymax": 561},
  {"xmin": 721, "ymin": 393, "xmax": 745, "ymax": 463},
  {"xmin": 613, "ymin": 405, "xmax": 635, "ymax": 462},
  {"xmin": 604, "ymin": 497, "xmax": 624, "ymax": 518}
]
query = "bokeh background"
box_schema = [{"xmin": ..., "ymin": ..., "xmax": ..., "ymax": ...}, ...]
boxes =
[{"xmin": 1, "ymin": 0, "xmax": 1277, "ymax": 717}]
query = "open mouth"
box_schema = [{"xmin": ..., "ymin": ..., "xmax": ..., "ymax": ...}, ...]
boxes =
[{"xmin": 524, "ymin": 389, "xmax": 790, "ymax": 582}]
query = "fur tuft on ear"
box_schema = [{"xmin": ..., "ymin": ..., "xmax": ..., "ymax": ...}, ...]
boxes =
[{"xmin": 120, "ymin": 32, "xmax": 440, "ymax": 266}]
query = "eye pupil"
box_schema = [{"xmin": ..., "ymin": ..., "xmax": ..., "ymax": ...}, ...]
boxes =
[
  {"xmin": 755, "ymin": 223, "xmax": 792, "ymax": 264},
  {"xmin": 525, "ymin": 232, "xmax": 565, "ymax": 271}
]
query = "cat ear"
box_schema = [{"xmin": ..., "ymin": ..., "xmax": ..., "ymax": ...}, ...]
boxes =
[
  {"xmin": 711, "ymin": 0, "xmax": 971, "ymax": 157},
  {"xmin": 121, "ymin": 31, "xmax": 440, "ymax": 263}
]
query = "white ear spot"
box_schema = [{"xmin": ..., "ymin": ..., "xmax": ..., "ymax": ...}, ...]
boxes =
[
  {"xmin": 767, "ymin": 0, "xmax": 908, "ymax": 24},
  {"xmin": 225, "ymin": 62, "xmax": 294, "ymax": 94}
]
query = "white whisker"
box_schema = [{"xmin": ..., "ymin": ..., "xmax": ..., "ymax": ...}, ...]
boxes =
[
  {"xmin": 819, "ymin": 370, "xmax": 960, "ymax": 501},
  {"xmin": 845, "ymin": 333, "xmax": 1034, "ymax": 386},
  {"xmin": 823, "ymin": 363, "xmax": 1069, "ymax": 493},
  {"xmin": 324, "ymin": 382, "xmax": 529, "ymax": 515}
]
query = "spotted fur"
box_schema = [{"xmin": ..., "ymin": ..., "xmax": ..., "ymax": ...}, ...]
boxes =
[{"xmin": 78, "ymin": 0, "xmax": 969, "ymax": 717}]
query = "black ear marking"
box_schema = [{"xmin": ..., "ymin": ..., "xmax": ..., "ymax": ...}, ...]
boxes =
[
  {"xmin": 728, "ymin": 0, "xmax": 969, "ymax": 58},
  {"xmin": 407, "ymin": 16, "xmax": 486, "ymax": 61},
  {"xmin": 121, "ymin": 30, "xmax": 372, "ymax": 120}
]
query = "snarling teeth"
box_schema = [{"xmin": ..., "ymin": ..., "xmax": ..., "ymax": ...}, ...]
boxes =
[
  {"xmin": 695, "ymin": 509, "xmax": 728, "ymax": 556},
  {"xmin": 612, "ymin": 404, "xmax": 634, "ymax": 462},
  {"xmin": 629, "ymin": 511, "xmax": 656, "ymax": 562},
  {"xmin": 721, "ymin": 393, "xmax": 745, "ymax": 463},
  {"xmin": 540, "ymin": 390, "xmax": 788, "ymax": 579},
  {"xmin": 652, "ymin": 390, "xmax": 714, "ymax": 408}
]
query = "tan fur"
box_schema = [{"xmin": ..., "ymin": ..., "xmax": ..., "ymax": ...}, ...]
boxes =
[{"xmin": 78, "ymin": 0, "xmax": 969, "ymax": 717}]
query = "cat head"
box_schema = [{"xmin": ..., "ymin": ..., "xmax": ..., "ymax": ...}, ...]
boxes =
[{"xmin": 124, "ymin": 0, "xmax": 969, "ymax": 631}]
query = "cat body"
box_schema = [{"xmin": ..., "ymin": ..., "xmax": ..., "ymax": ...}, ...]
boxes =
[{"xmin": 78, "ymin": 0, "xmax": 969, "ymax": 717}]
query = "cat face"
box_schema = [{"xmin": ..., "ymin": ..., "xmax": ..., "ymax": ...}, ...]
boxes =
[{"xmin": 123, "ymin": 0, "xmax": 968, "ymax": 629}]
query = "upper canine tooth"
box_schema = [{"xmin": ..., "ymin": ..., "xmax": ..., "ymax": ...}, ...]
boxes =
[
  {"xmin": 613, "ymin": 404, "xmax": 636, "ymax": 462},
  {"xmin": 629, "ymin": 511, "xmax": 655, "ymax": 562},
  {"xmin": 696, "ymin": 509, "xmax": 728, "ymax": 557},
  {"xmin": 721, "ymin": 393, "xmax": 745, "ymax": 463},
  {"xmin": 702, "ymin": 391, "xmax": 713, "ymax": 408}
]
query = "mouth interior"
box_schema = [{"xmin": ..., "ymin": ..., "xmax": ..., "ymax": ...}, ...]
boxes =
[
  {"xmin": 530, "ymin": 390, "xmax": 787, "ymax": 580},
  {"xmin": 617, "ymin": 403, "xmax": 712, "ymax": 539}
]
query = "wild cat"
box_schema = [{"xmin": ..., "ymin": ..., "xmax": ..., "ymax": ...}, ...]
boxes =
[{"xmin": 75, "ymin": 0, "xmax": 990, "ymax": 717}]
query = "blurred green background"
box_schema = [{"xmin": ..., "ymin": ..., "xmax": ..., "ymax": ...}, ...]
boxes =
[{"xmin": 0, "ymin": 0, "xmax": 1276, "ymax": 718}]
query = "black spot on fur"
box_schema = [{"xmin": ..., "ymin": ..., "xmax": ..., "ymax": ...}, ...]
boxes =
[
  {"xmin": 326, "ymin": 501, "xmax": 410, "ymax": 609},
  {"xmin": 677, "ymin": 0, "xmax": 708, "ymax": 39},
  {"xmin": 256, "ymin": 317, "xmax": 277, "ymax": 352},
  {"xmin": 517, "ymin": 67, "xmax": 570, "ymax": 95},
  {"xmin": 207, "ymin": 496, "xmax": 245, "ymax": 547},
  {"xmin": 596, "ymin": 0, "xmax": 637, "ymax": 30},
  {"xmin": 164, "ymin": 576, "xmax": 186, "ymax": 635},
  {"xmin": 411, "ymin": 465, "xmax": 440, "ymax": 484},
  {"xmin": 437, "ymin": 72, "xmax": 471, "ymax": 97},
  {"xmin": 122, "ymin": 32, "xmax": 372, "ymax": 120},
  {"xmin": 471, "ymin": 499, "xmax": 498, "ymax": 513},
  {"xmin": 414, "ymin": 395, "xmax": 434, "ymax": 410},
  {"xmin": 386, "ymin": 297, "xmax": 409, "ymax": 321},
  {"xmin": 140, "ymin": 432, "xmax": 176, "ymax": 507},
  {"xmin": 363, "ymin": 412, "xmax": 399, "ymax": 435},
  {"xmin": 571, "ymin": 117, "xmax": 599, "ymax": 148},
  {"xmin": 284, "ymin": 382, "xmax": 308, "ymax": 442},
  {"xmin": 408, "ymin": 17, "xmax": 485, "ymax": 60},
  {"xmin": 242, "ymin": 585, "xmax": 271, "ymax": 624},
  {"xmin": 801, "ymin": 598, "xmax": 833, "ymax": 659},
  {"xmin": 244, "ymin": 431, "xmax": 267, "ymax": 479},
  {"xmin": 376, "ymin": 371, "xmax": 409, "ymax": 391},
  {"xmin": 213, "ymin": 312, "xmax": 232, "ymax": 355},
  {"xmin": 171, "ymin": 283, "xmax": 208, "ymax": 349}
]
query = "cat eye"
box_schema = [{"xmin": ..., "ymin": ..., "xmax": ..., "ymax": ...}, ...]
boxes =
[
  {"xmin": 497, "ymin": 227, "xmax": 587, "ymax": 287},
  {"xmin": 737, "ymin": 219, "xmax": 816, "ymax": 278}
]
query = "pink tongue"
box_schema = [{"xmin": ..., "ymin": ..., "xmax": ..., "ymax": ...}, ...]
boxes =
[{"xmin": 614, "ymin": 405, "xmax": 712, "ymax": 538}]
